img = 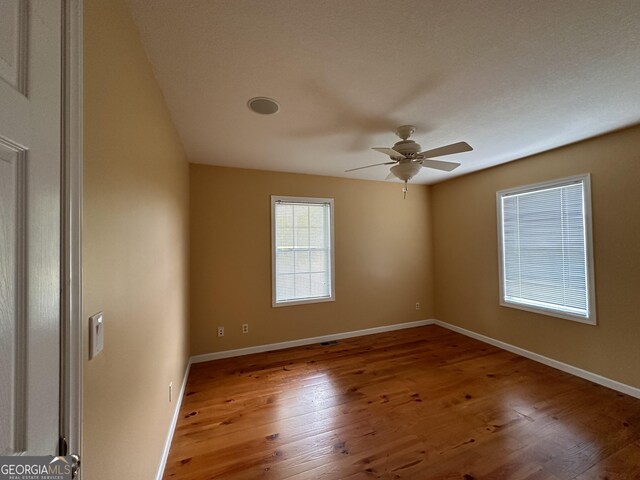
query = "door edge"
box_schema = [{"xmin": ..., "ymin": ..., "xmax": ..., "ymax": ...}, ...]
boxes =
[{"xmin": 60, "ymin": 0, "xmax": 83, "ymax": 475}]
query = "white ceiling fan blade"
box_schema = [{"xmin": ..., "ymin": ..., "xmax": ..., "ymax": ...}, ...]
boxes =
[
  {"xmin": 345, "ymin": 161, "xmax": 396, "ymax": 173},
  {"xmin": 418, "ymin": 141, "xmax": 472, "ymax": 158},
  {"xmin": 372, "ymin": 147, "xmax": 405, "ymax": 159},
  {"xmin": 421, "ymin": 159, "xmax": 461, "ymax": 172}
]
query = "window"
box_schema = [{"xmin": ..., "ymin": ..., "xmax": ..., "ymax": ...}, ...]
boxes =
[
  {"xmin": 271, "ymin": 196, "xmax": 335, "ymax": 306},
  {"xmin": 496, "ymin": 174, "xmax": 596, "ymax": 324}
]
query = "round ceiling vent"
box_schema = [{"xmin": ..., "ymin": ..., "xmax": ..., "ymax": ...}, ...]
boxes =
[{"xmin": 247, "ymin": 97, "xmax": 280, "ymax": 115}]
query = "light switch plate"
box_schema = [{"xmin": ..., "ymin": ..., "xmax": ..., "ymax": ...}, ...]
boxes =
[{"xmin": 89, "ymin": 312, "xmax": 104, "ymax": 359}]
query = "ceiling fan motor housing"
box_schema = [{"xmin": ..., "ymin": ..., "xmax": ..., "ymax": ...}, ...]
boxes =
[{"xmin": 393, "ymin": 140, "xmax": 421, "ymax": 156}]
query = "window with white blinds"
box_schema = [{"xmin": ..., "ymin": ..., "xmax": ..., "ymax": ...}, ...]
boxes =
[
  {"xmin": 497, "ymin": 175, "xmax": 596, "ymax": 324},
  {"xmin": 272, "ymin": 196, "xmax": 335, "ymax": 306}
]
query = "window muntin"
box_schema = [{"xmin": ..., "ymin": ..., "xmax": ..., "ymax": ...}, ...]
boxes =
[
  {"xmin": 497, "ymin": 175, "xmax": 596, "ymax": 324},
  {"xmin": 272, "ymin": 196, "xmax": 334, "ymax": 306}
]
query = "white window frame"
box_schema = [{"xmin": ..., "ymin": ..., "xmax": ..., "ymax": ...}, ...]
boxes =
[
  {"xmin": 271, "ymin": 195, "xmax": 335, "ymax": 307},
  {"xmin": 496, "ymin": 174, "xmax": 597, "ymax": 325}
]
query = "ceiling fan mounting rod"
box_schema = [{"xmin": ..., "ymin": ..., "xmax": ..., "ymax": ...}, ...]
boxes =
[{"xmin": 395, "ymin": 125, "xmax": 416, "ymax": 140}]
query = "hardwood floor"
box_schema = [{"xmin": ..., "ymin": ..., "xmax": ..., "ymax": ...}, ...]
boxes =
[{"xmin": 163, "ymin": 326, "xmax": 640, "ymax": 479}]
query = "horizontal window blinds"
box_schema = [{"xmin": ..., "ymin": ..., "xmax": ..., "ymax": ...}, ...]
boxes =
[
  {"xmin": 274, "ymin": 200, "xmax": 332, "ymax": 303},
  {"xmin": 500, "ymin": 179, "xmax": 591, "ymax": 318}
]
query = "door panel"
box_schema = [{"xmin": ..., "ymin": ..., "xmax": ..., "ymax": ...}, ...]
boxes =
[
  {"xmin": 0, "ymin": 1, "xmax": 61, "ymax": 456},
  {"xmin": 0, "ymin": 143, "xmax": 27, "ymax": 455},
  {"xmin": 0, "ymin": 0, "xmax": 28, "ymax": 94}
]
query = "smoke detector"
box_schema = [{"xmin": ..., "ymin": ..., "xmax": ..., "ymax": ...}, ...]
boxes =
[{"xmin": 247, "ymin": 97, "xmax": 280, "ymax": 115}]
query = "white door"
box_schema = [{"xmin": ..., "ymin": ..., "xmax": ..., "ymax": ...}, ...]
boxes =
[{"xmin": 0, "ymin": 1, "xmax": 62, "ymax": 455}]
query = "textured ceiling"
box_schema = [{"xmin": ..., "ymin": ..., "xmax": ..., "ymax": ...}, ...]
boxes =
[{"xmin": 128, "ymin": 0, "xmax": 640, "ymax": 185}]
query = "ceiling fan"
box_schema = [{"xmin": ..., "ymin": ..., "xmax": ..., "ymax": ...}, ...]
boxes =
[{"xmin": 345, "ymin": 125, "xmax": 473, "ymax": 198}]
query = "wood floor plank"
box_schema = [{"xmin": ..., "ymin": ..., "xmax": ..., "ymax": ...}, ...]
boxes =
[
  {"xmin": 574, "ymin": 442, "xmax": 640, "ymax": 479},
  {"xmin": 163, "ymin": 326, "xmax": 640, "ymax": 479}
]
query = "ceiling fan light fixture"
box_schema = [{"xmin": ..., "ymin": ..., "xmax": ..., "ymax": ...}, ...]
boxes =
[
  {"xmin": 247, "ymin": 97, "xmax": 280, "ymax": 115},
  {"xmin": 390, "ymin": 162, "xmax": 421, "ymax": 181}
]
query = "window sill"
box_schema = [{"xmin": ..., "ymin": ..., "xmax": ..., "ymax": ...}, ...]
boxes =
[
  {"xmin": 273, "ymin": 296, "xmax": 335, "ymax": 308},
  {"xmin": 499, "ymin": 299, "xmax": 596, "ymax": 325}
]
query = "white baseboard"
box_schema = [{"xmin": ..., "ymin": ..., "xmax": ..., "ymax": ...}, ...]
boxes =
[
  {"xmin": 433, "ymin": 319, "xmax": 640, "ymax": 399},
  {"xmin": 156, "ymin": 361, "xmax": 191, "ymax": 480},
  {"xmin": 190, "ymin": 319, "xmax": 435, "ymax": 364}
]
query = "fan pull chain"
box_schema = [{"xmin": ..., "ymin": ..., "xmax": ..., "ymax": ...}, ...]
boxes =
[{"xmin": 403, "ymin": 181, "xmax": 408, "ymax": 199}]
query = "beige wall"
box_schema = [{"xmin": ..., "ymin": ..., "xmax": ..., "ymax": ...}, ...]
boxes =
[
  {"xmin": 431, "ymin": 125, "xmax": 640, "ymax": 388},
  {"xmin": 83, "ymin": 1, "xmax": 190, "ymax": 479},
  {"xmin": 190, "ymin": 165, "xmax": 433, "ymax": 355}
]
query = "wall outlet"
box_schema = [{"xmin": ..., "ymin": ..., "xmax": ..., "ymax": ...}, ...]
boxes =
[
  {"xmin": 217, "ymin": 326, "xmax": 225, "ymax": 337},
  {"xmin": 169, "ymin": 382, "xmax": 173, "ymax": 403},
  {"xmin": 242, "ymin": 323, "xmax": 249, "ymax": 334},
  {"xmin": 415, "ymin": 302, "xmax": 421, "ymax": 310}
]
